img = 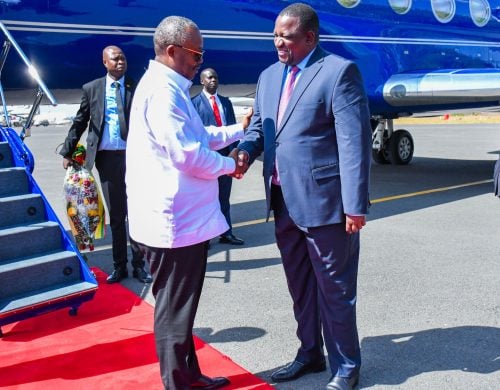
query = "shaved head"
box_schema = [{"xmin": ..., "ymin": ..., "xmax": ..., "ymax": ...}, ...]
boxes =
[{"xmin": 102, "ymin": 45, "xmax": 127, "ymax": 80}]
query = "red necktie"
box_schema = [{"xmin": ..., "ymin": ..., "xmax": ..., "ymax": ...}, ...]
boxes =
[
  {"xmin": 210, "ymin": 95, "xmax": 223, "ymax": 127},
  {"xmin": 277, "ymin": 65, "xmax": 299, "ymax": 127}
]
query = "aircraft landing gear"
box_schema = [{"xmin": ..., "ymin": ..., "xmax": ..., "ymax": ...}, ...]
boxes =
[{"xmin": 372, "ymin": 118, "xmax": 414, "ymax": 165}]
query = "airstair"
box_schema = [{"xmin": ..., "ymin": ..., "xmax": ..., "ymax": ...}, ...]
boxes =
[{"xmin": 0, "ymin": 21, "xmax": 97, "ymax": 337}]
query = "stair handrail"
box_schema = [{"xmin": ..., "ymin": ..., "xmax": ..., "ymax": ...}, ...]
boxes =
[{"xmin": 0, "ymin": 20, "xmax": 57, "ymax": 140}]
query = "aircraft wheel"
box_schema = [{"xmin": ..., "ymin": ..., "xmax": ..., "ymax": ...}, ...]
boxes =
[
  {"xmin": 372, "ymin": 149, "xmax": 390, "ymax": 164},
  {"xmin": 388, "ymin": 129, "xmax": 414, "ymax": 165}
]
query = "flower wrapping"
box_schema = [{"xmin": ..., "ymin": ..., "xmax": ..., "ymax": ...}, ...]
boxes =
[{"xmin": 63, "ymin": 144, "xmax": 105, "ymax": 250}]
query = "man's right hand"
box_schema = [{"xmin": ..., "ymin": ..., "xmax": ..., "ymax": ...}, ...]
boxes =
[
  {"xmin": 229, "ymin": 148, "xmax": 249, "ymax": 179},
  {"xmin": 62, "ymin": 157, "xmax": 73, "ymax": 169}
]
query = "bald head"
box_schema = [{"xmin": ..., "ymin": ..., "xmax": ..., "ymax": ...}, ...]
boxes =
[
  {"xmin": 200, "ymin": 68, "xmax": 219, "ymax": 95},
  {"xmin": 102, "ymin": 45, "xmax": 127, "ymax": 80}
]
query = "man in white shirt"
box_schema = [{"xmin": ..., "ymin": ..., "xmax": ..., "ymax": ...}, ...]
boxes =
[{"xmin": 126, "ymin": 15, "xmax": 251, "ymax": 390}]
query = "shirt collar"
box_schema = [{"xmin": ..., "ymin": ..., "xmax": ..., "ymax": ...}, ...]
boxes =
[
  {"xmin": 148, "ymin": 59, "xmax": 193, "ymax": 91},
  {"xmin": 106, "ymin": 74, "xmax": 125, "ymax": 88},
  {"xmin": 202, "ymin": 89, "xmax": 218, "ymax": 101},
  {"xmin": 289, "ymin": 47, "xmax": 316, "ymax": 73}
]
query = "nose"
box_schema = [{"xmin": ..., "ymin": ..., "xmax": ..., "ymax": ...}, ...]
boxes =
[{"xmin": 274, "ymin": 36, "xmax": 284, "ymax": 47}]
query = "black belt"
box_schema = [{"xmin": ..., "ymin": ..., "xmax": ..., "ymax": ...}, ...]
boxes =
[{"xmin": 99, "ymin": 149, "xmax": 126, "ymax": 154}]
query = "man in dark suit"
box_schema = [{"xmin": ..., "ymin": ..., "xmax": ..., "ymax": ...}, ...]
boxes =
[
  {"xmin": 59, "ymin": 45, "xmax": 152, "ymax": 284},
  {"xmin": 192, "ymin": 68, "xmax": 244, "ymax": 246},
  {"xmin": 231, "ymin": 3, "xmax": 372, "ymax": 390}
]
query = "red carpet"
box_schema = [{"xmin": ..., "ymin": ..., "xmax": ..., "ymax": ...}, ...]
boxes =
[{"xmin": 0, "ymin": 268, "xmax": 272, "ymax": 390}]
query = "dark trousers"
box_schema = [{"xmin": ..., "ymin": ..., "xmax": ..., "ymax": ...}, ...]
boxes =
[
  {"xmin": 271, "ymin": 185, "xmax": 361, "ymax": 378},
  {"xmin": 218, "ymin": 174, "xmax": 232, "ymax": 234},
  {"xmin": 95, "ymin": 150, "xmax": 143, "ymax": 270},
  {"xmin": 137, "ymin": 241, "xmax": 209, "ymax": 390}
]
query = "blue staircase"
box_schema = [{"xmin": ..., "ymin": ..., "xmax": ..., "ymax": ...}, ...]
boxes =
[
  {"xmin": 0, "ymin": 126, "xmax": 98, "ymax": 337},
  {"xmin": 0, "ymin": 22, "xmax": 97, "ymax": 337}
]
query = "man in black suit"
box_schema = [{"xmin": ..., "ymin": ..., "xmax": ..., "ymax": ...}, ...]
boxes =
[
  {"xmin": 192, "ymin": 68, "xmax": 244, "ymax": 245},
  {"xmin": 59, "ymin": 45, "xmax": 152, "ymax": 284}
]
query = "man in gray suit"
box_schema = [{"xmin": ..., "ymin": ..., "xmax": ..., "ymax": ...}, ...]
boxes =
[{"xmin": 231, "ymin": 3, "xmax": 371, "ymax": 390}]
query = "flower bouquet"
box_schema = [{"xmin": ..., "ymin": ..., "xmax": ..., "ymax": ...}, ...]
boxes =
[{"xmin": 63, "ymin": 144, "xmax": 105, "ymax": 250}]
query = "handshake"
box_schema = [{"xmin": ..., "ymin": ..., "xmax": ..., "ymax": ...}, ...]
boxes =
[
  {"xmin": 228, "ymin": 106, "xmax": 252, "ymax": 179},
  {"xmin": 229, "ymin": 148, "xmax": 249, "ymax": 179}
]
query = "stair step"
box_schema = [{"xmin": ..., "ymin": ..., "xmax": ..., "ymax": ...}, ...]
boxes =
[
  {"xmin": 0, "ymin": 141, "xmax": 13, "ymax": 169},
  {"xmin": 0, "ymin": 193, "xmax": 46, "ymax": 229},
  {"xmin": 0, "ymin": 167, "xmax": 29, "ymax": 197},
  {"xmin": 0, "ymin": 221, "xmax": 62, "ymax": 261},
  {"xmin": 0, "ymin": 250, "xmax": 82, "ymax": 298},
  {"xmin": 0, "ymin": 280, "xmax": 97, "ymax": 317}
]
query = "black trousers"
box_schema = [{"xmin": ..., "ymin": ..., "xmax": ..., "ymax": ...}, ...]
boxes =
[
  {"xmin": 94, "ymin": 150, "xmax": 144, "ymax": 270},
  {"xmin": 218, "ymin": 174, "xmax": 233, "ymax": 234},
  {"xmin": 137, "ymin": 240, "xmax": 209, "ymax": 390}
]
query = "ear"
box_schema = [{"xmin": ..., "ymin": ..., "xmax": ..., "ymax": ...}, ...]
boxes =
[
  {"xmin": 305, "ymin": 31, "xmax": 316, "ymax": 46},
  {"xmin": 166, "ymin": 44, "xmax": 176, "ymax": 59}
]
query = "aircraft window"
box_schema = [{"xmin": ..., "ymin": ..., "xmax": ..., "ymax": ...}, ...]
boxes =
[
  {"xmin": 431, "ymin": 0, "xmax": 456, "ymax": 23},
  {"xmin": 337, "ymin": 0, "xmax": 360, "ymax": 8},
  {"xmin": 388, "ymin": 0, "xmax": 412, "ymax": 15},
  {"xmin": 470, "ymin": 0, "xmax": 491, "ymax": 27}
]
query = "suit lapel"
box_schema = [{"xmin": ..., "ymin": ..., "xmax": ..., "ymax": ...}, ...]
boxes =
[
  {"xmin": 124, "ymin": 77, "xmax": 134, "ymax": 114},
  {"xmin": 276, "ymin": 47, "xmax": 325, "ymax": 139},
  {"xmin": 96, "ymin": 77, "xmax": 106, "ymax": 127},
  {"xmin": 201, "ymin": 94, "xmax": 216, "ymax": 126}
]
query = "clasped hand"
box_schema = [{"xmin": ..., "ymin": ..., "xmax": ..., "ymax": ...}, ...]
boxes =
[{"xmin": 229, "ymin": 148, "xmax": 249, "ymax": 179}]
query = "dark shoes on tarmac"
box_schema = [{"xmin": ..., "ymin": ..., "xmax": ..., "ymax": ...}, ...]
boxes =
[
  {"xmin": 270, "ymin": 359, "xmax": 359, "ymax": 390},
  {"xmin": 218, "ymin": 233, "xmax": 244, "ymax": 245},
  {"xmin": 106, "ymin": 266, "xmax": 152, "ymax": 284},
  {"xmin": 326, "ymin": 375, "xmax": 359, "ymax": 390},
  {"xmin": 271, "ymin": 359, "xmax": 326, "ymax": 382},
  {"xmin": 191, "ymin": 374, "xmax": 230, "ymax": 389}
]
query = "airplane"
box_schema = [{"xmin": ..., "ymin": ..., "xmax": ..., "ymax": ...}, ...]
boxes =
[{"xmin": 1, "ymin": 0, "xmax": 500, "ymax": 165}]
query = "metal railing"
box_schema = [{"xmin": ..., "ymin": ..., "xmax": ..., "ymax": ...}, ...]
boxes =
[{"xmin": 0, "ymin": 20, "xmax": 57, "ymax": 140}]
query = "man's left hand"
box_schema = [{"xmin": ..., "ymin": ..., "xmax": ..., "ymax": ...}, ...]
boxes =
[{"xmin": 345, "ymin": 214, "xmax": 366, "ymax": 234}]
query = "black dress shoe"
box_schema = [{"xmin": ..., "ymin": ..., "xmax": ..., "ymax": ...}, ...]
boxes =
[
  {"xmin": 219, "ymin": 233, "xmax": 244, "ymax": 245},
  {"xmin": 326, "ymin": 375, "xmax": 359, "ymax": 390},
  {"xmin": 106, "ymin": 268, "xmax": 128, "ymax": 284},
  {"xmin": 132, "ymin": 267, "xmax": 152, "ymax": 283},
  {"xmin": 191, "ymin": 374, "xmax": 230, "ymax": 389},
  {"xmin": 271, "ymin": 359, "xmax": 326, "ymax": 383}
]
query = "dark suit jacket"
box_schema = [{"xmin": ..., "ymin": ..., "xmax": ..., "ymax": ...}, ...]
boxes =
[
  {"xmin": 59, "ymin": 75, "xmax": 135, "ymax": 170},
  {"xmin": 238, "ymin": 46, "xmax": 372, "ymax": 227},
  {"xmin": 191, "ymin": 92, "xmax": 237, "ymax": 156}
]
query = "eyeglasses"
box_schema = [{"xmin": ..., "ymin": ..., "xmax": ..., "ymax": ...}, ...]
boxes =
[{"xmin": 172, "ymin": 44, "xmax": 204, "ymax": 61}]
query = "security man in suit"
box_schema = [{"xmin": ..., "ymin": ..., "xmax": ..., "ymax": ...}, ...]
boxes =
[
  {"xmin": 192, "ymin": 68, "xmax": 244, "ymax": 245},
  {"xmin": 59, "ymin": 45, "xmax": 152, "ymax": 284},
  {"xmin": 231, "ymin": 3, "xmax": 372, "ymax": 390}
]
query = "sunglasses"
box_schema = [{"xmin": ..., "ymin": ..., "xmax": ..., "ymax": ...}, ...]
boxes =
[{"xmin": 172, "ymin": 44, "xmax": 204, "ymax": 61}]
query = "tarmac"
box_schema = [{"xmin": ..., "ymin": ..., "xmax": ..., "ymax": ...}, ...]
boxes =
[{"xmin": 17, "ymin": 120, "xmax": 500, "ymax": 389}]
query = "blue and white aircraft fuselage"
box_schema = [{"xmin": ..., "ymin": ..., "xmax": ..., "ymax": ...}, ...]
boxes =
[{"xmin": 2, "ymin": 0, "xmax": 500, "ymax": 164}]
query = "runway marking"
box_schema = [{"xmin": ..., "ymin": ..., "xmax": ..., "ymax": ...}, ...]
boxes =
[
  {"xmin": 370, "ymin": 179, "xmax": 493, "ymax": 204},
  {"xmin": 86, "ymin": 179, "xmax": 492, "ymax": 252}
]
